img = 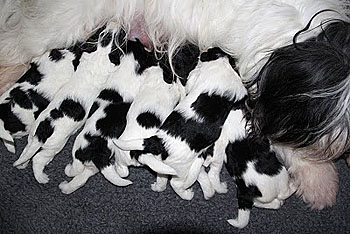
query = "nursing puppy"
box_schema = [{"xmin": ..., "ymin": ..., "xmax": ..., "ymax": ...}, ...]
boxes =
[
  {"xmin": 0, "ymin": 48, "xmax": 76, "ymax": 153},
  {"xmin": 115, "ymin": 47, "xmax": 246, "ymax": 200},
  {"xmin": 225, "ymin": 136, "xmax": 295, "ymax": 229},
  {"xmin": 114, "ymin": 44, "xmax": 196, "ymax": 179},
  {"xmin": 12, "ymin": 25, "xmax": 121, "ymax": 183},
  {"xmin": 59, "ymin": 39, "xmax": 178, "ymax": 194}
]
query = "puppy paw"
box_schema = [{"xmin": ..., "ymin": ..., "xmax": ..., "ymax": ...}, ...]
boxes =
[
  {"xmin": 203, "ymin": 187, "xmax": 215, "ymax": 200},
  {"xmin": 59, "ymin": 181, "xmax": 75, "ymax": 194},
  {"xmin": 214, "ymin": 182, "xmax": 228, "ymax": 194},
  {"xmin": 227, "ymin": 219, "xmax": 247, "ymax": 229},
  {"xmin": 15, "ymin": 160, "xmax": 30, "ymax": 169},
  {"xmin": 34, "ymin": 172, "xmax": 50, "ymax": 184},
  {"xmin": 151, "ymin": 182, "xmax": 166, "ymax": 192},
  {"xmin": 116, "ymin": 165, "xmax": 129, "ymax": 178},
  {"xmin": 178, "ymin": 189, "xmax": 194, "ymax": 200}
]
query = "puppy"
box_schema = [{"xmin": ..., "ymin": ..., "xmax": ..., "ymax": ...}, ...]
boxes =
[
  {"xmin": 0, "ymin": 48, "xmax": 76, "ymax": 153},
  {"xmin": 12, "ymin": 25, "xmax": 121, "ymax": 183},
  {"xmin": 114, "ymin": 47, "xmax": 246, "ymax": 200},
  {"xmin": 225, "ymin": 136, "xmax": 295, "ymax": 229},
  {"xmin": 59, "ymin": 38, "xmax": 178, "ymax": 194},
  {"xmin": 114, "ymin": 44, "xmax": 198, "ymax": 190}
]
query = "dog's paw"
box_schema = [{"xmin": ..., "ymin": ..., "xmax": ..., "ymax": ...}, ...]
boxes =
[
  {"xmin": 15, "ymin": 160, "xmax": 30, "ymax": 169},
  {"xmin": 151, "ymin": 182, "xmax": 166, "ymax": 192},
  {"xmin": 59, "ymin": 181, "xmax": 75, "ymax": 194},
  {"xmin": 116, "ymin": 165, "xmax": 129, "ymax": 178},
  {"xmin": 227, "ymin": 219, "xmax": 247, "ymax": 229},
  {"xmin": 34, "ymin": 172, "xmax": 50, "ymax": 184},
  {"xmin": 178, "ymin": 189, "xmax": 194, "ymax": 200},
  {"xmin": 214, "ymin": 182, "xmax": 228, "ymax": 194},
  {"xmin": 203, "ymin": 187, "xmax": 215, "ymax": 200}
]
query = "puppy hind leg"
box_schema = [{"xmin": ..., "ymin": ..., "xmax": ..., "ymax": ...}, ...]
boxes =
[
  {"xmin": 170, "ymin": 177, "xmax": 194, "ymax": 200},
  {"xmin": 197, "ymin": 167, "xmax": 215, "ymax": 200},
  {"xmin": 65, "ymin": 158, "xmax": 84, "ymax": 177},
  {"xmin": 151, "ymin": 174, "xmax": 168, "ymax": 192},
  {"xmin": 208, "ymin": 160, "xmax": 227, "ymax": 194},
  {"xmin": 182, "ymin": 157, "xmax": 204, "ymax": 189},
  {"xmin": 32, "ymin": 148, "xmax": 59, "ymax": 184},
  {"xmin": 101, "ymin": 164, "xmax": 133, "ymax": 186},
  {"xmin": 59, "ymin": 167, "xmax": 99, "ymax": 194}
]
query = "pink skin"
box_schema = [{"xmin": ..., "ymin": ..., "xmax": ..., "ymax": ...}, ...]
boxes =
[
  {"xmin": 0, "ymin": 64, "xmax": 29, "ymax": 96},
  {"xmin": 128, "ymin": 15, "xmax": 152, "ymax": 50}
]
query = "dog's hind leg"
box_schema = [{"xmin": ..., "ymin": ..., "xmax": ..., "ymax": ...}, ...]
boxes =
[
  {"xmin": 65, "ymin": 158, "xmax": 85, "ymax": 177},
  {"xmin": 227, "ymin": 209, "xmax": 251, "ymax": 229},
  {"xmin": 197, "ymin": 167, "xmax": 215, "ymax": 200},
  {"xmin": 59, "ymin": 166, "xmax": 99, "ymax": 194},
  {"xmin": 100, "ymin": 164, "xmax": 133, "ymax": 186},
  {"xmin": 170, "ymin": 177, "xmax": 194, "ymax": 200},
  {"xmin": 151, "ymin": 173, "xmax": 168, "ymax": 192},
  {"xmin": 182, "ymin": 157, "xmax": 204, "ymax": 189}
]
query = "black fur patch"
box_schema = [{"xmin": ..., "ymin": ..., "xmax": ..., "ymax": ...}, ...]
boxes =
[
  {"xmin": 69, "ymin": 45, "xmax": 83, "ymax": 71},
  {"xmin": 225, "ymin": 137, "xmax": 283, "ymax": 178},
  {"xmin": 136, "ymin": 112, "xmax": 162, "ymax": 129},
  {"xmin": 75, "ymin": 134, "xmax": 112, "ymax": 170},
  {"xmin": 142, "ymin": 136, "xmax": 169, "ymax": 160},
  {"xmin": 0, "ymin": 103, "xmax": 26, "ymax": 134},
  {"xmin": 9, "ymin": 87, "xmax": 33, "ymax": 109},
  {"xmin": 49, "ymin": 49, "xmax": 64, "ymax": 62},
  {"xmin": 96, "ymin": 102, "xmax": 131, "ymax": 139},
  {"xmin": 127, "ymin": 39, "xmax": 157, "ymax": 75},
  {"xmin": 27, "ymin": 89, "xmax": 50, "ymax": 119},
  {"xmin": 59, "ymin": 99, "xmax": 86, "ymax": 121},
  {"xmin": 100, "ymin": 31, "xmax": 113, "ymax": 48},
  {"xmin": 87, "ymin": 102, "xmax": 100, "ymax": 118},
  {"xmin": 50, "ymin": 108, "xmax": 64, "ymax": 120},
  {"xmin": 236, "ymin": 178, "xmax": 262, "ymax": 210},
  {"xmin": 35, "ymin": 118, "xmax": 54, "ymax": 143},
  {"xmin": 17, "ymin": 63, "xmax": 43, "ymax": 85},
  {"xmin": 97, "ymin": 89, "xmax": 123, "ymax": 104},
  {"xmin": 200, "ymin": 47, "xmax": 238, "ymax": 72}
]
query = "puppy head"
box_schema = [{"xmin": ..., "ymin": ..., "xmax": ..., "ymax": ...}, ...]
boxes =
[{"xmin": 251, "ymin": 21, "xmax": 350, "ymax": 161}]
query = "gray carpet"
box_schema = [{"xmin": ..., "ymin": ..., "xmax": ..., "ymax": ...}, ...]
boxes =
[{"xmin": 0, "ymin": 135, "xmax": 349, "ymax": 234}]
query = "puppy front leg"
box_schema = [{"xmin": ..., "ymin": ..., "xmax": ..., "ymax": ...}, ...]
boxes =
[{"xmin": 65, "ymin": 158, "xmax": 85, "ymax": 177}]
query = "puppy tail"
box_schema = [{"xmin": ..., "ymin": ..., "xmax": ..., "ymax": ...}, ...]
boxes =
[
  {"xmin": 13, "ymin": 137, "xmax": 41, "ymax": 168},
  {"xmin": 183, "ymin": 157, "xmax": 205, "ymax": 189},
  {"xmin": 113, "ymin": 138, "xmax": 145, "ymax": 151},
  {"xmin": 0, "ymin": 119, "xmax": 15, "ymax": 153},
  {"xmin": 138, "ymin": 154, "xmax": 177, "ymax": 175},
  {"xmin": 100, "ymin": 165, "xmax": 133, "ymax": 187}
]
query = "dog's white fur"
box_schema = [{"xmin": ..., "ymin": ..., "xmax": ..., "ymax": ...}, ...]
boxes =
[
  {"xmin": 12, "ymin": 26, "xmax": 119, "ymax": 183},
  {"xmin": 115, "ymin": 66, "xmax": 184, "ymax": 180},
  {"xmin": 0, "ymin": 49, "xmax": 75, "ymax": 153},
  {"xmin": 59, "ymin": 53, "xmax": 146, "ymax": 194},
  {"xmin": 0, "ymin": 0, "xmax": 349, "ymax": 209},
  {"xmin": 115, "ymin": 56, "xmax": 247, "ymax": 200}
]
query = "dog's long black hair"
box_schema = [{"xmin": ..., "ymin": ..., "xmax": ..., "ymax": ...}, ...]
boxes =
[{"xmin": 250, "ymin": 11, "xmax": 350, "ymax": 161}]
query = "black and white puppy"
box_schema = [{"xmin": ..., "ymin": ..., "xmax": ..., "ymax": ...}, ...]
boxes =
[
  {"xmin": 59, "ymin": 38, "xmax": 179, "ymax": 194},
  {"xmin": 114, "ymin": 47, "xmax": 246, "ymax": 200},
  {"xmin": 114, "ymin": 44, "xmax": 198, "ymax": 190},
  {"xmin": 0, "ymin": 49, "xmax": 76, "ymax": 153},
  {"xmin": 225, "ymin": 136, "xmax": 295, "ymax": 229},
  {"xmin": 12, "ymin": 25, "xmax": 121, "ymax": 183}
]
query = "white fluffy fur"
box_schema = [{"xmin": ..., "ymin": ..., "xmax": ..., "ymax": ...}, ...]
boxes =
[
  {"xmin": 12, "ymin": 27, "xmax": 119, "ymax": 183},
  {"xmin": 59, "ymin": 53, "xmax": 145, "ymax": 194},
  {"xmin": 115, "ymin": 66, "xmax": 184, "ymax": 180},
  {"xmin": 0, "ymin": 49, "xmax": 75, "ymax": 153}
]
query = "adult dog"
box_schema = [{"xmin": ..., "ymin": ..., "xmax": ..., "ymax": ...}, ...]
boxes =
[{"xmin": 1, "ymin": 0, "xmax": 349, "ymax": 209}]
